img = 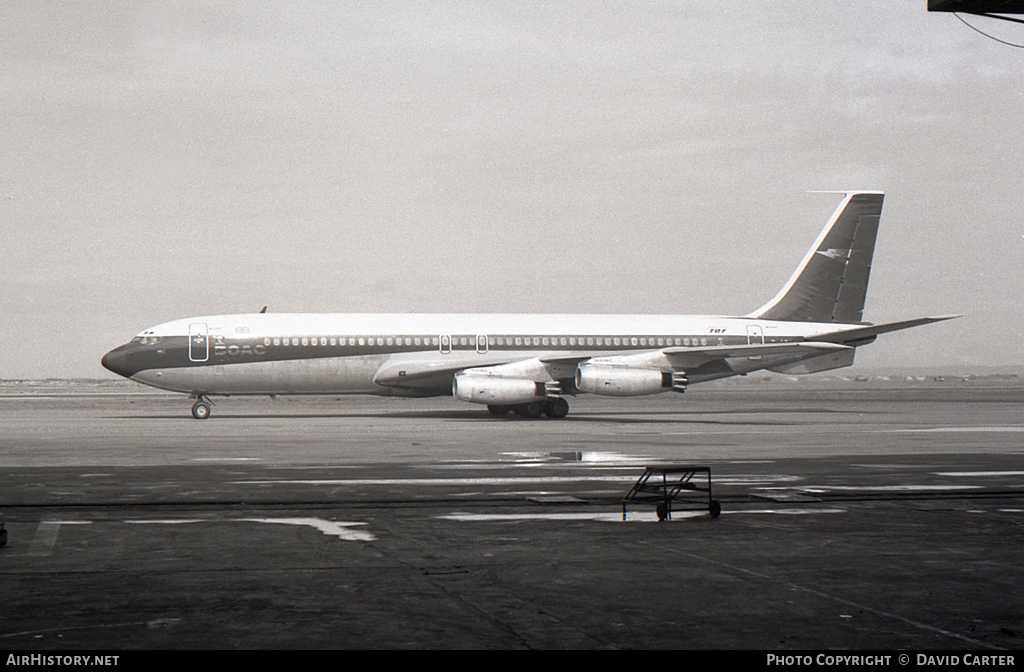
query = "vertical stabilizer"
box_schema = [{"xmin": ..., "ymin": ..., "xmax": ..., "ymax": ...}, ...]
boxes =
[{"xmin": 748, "ymin": 192, "xmax": 883, "ymax": 323}]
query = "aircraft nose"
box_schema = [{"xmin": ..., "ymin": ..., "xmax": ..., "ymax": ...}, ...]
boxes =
[{"xmin": 101, "ymin": 346, "xmax": 132, "ymax": 378}]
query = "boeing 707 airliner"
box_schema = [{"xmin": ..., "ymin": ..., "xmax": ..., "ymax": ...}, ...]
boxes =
[{"xmin": 102, "ymin": 192, "xmax": 955, "ymax": 419}]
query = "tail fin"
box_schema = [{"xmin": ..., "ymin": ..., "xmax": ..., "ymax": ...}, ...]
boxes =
[{"xmin": 748, "ymin": 191, "xmax": 884, "ymax": 323}]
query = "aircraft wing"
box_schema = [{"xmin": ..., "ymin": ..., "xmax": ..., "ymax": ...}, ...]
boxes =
[
  {"xmin": 663, "ymin": 341, "xmax": 850, "ymax": 360},
  {"xmin": 373, "ymin": 359, "xmax": 475, "ymax": 388},
  {"xmin": 650, "ymin": 341, "xmax": 852, "ymax": 369},
  {"xmin": 373, "ymin": 342, "xmax": 858, "ymax": 389}
]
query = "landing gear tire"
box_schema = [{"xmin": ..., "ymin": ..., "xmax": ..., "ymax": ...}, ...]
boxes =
[
  {"xmin": 191, "ymin": 400, "xmax": 212, "ymax": 420},
  {"xmin": 709, "ymin": 500, "xmax": 721, "ymax": 518},
  {"xmin": 656, "ymin": 502, "xmax": 669, "ymax": 522},
  {"xmin": 488, "ymin": 405, "xmax": 511, "ymax": 416},
  {"xmin": 514, "ymin": 401, "xmax": 544, "ymax": 418},
  {"xmin": 543, "ymin": 397, "xmax": 569, "ymax": 419}
]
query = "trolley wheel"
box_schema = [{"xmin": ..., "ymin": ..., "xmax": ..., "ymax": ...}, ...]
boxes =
[
  {"xmin": 191, "ymin": 401, "xmax": 212, "ymax": 420},
  {"xmin": 709, "ymin": 500, "xmax": 721, "ymax": 518}
]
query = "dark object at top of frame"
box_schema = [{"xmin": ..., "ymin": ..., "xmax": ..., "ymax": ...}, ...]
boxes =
[{"xmin": 929, "ymin": 0, "xmax": 1024, "ymax": 13}]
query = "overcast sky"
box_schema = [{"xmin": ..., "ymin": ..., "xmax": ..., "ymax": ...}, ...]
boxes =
[{"xmin": 2, "ymin": 1, "xmax": 1022, "ymax": 378}]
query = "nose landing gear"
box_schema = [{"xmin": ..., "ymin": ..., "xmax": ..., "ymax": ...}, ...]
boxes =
[{"xmin": 190, "ymin": 394, "xmax": 214, "ymax": 420}]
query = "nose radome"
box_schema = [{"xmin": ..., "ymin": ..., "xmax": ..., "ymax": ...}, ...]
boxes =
[{"xmin": 101, "ymin": 347, "xmax": 131, "ymax": 378}]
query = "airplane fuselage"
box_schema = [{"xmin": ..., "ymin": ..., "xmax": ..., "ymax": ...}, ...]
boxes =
[{"xmin": 101, "ymin": 312, "xmax": 862, "ymax": 397}]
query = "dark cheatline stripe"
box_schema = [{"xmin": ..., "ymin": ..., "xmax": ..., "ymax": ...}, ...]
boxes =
[{"xmin": 104, "ymin": 332, "xmax": 766, "ymax": 377}]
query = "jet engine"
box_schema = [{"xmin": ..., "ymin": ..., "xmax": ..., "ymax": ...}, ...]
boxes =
[
  {"xmin": 453, "ymin": 373, "xmax": 544, "ymax": 405},
  {"xmin": 575, "ymin": 365, "xmax": 670, "ymax": 396}
]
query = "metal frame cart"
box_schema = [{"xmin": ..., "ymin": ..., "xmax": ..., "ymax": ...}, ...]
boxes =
[{"xmin": 622, "ymin": 465, "xmax": 721, "ymax": 521}]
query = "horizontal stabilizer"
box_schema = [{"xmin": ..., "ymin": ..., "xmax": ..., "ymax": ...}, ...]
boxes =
[{"xmin": 812, "ymin": 315, "xmax": 961, "ymax": 345}]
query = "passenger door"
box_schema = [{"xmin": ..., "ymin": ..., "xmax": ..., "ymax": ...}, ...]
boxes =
[
  {"xmin": 189, "ymin": 323, "xmax": 209, "ymax": 362},
  {"xmin": 746, "ymin": 325, "xmax": 764, "ymax": 360}
]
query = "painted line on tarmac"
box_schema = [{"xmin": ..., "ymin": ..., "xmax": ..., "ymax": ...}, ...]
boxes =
[
  {"xmin": 0, "ymin": 618, "xmax": 182, "ymax": 640},
  {"xmin": 18, "ymin": 518, "xmax": 376, "ymax": 543},
  {"xmin": 26, "ymin": 520, "xmax": 91, "ymax": 557},
  {"xmin": 236, "ymin": 518, "xmax": 376, "ymax": 541},
  {"xmin": 888, "ymin": 427, "xmax": 1024, "ymax": 433},
  {"xmin": 121, "ymin": 517, "xmax": 376, "ymax": 541},
  {"xmin": 934, "ymin": 471, "xmax": 1024, "ymax": 477},
  {"xmin": 233, "ymin": 474, "xmax": 800, "ymax": 487},
  {"xmin": 189, "ymin": 457, "xmax": 262, "ymax": 462},
  {"xmin": 791, "ymin": 485, "xmax": 983, "ymax": 493},
  {"xmin": 236, "ymin": 476, "xmax": 636, "ymax": 486},
  {"xmin": 438, "ymin": 508, "xmax": 847, "ymax": 523}
]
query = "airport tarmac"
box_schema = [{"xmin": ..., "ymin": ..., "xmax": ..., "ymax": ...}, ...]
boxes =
[{"xmin": 1, "ymin": 377, "xmax": 1023, "ymax": 649}]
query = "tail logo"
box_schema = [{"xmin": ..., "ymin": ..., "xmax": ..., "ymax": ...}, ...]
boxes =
[{"xmin": 815, "ymin": 248, "xmax": 848, "ymax": 260}]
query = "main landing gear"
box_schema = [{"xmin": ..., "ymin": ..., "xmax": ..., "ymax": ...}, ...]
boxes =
[
  {"xmin": 190, "ymin": 394, "xmax": 214, "ymax": 420},
  {"xmin": 488, "ymin": 397, "xmax": 570, "ymax": 419}
]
